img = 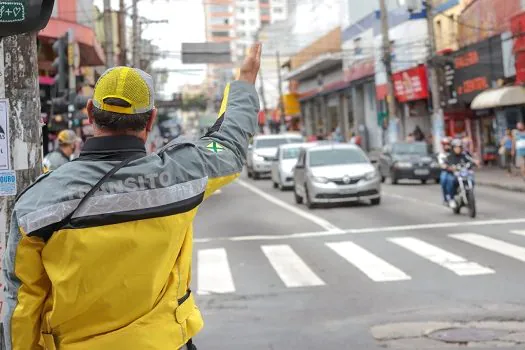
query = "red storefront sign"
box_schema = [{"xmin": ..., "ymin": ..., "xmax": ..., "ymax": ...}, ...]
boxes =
[
  {"xmin": 392, "ymin": 65, "xmax": 429, "ymax": 102},
  {"xmin": 511, "ymin": 11, "xmax": 525, "ymax": 84}
]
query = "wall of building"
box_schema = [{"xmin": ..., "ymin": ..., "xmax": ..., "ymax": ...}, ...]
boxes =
[
  {"xmin": 433, "ymin": 0, "xmax": 465, "ymax": 52},
  {"xmin": 289, "ymin": 28, "xmax": 340, "ymax": 70}
]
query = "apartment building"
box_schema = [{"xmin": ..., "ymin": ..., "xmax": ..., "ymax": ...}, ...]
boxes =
[{"xmin": 203, "ymin": 0, "xmax": 290, "ymax": 103}]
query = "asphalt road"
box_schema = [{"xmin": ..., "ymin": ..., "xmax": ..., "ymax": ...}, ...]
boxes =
[{"xmin": 191, "ymin": 173, "xmax": 525, "ymax": 349}]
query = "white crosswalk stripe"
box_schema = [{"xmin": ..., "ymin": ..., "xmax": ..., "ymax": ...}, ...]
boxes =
[
  {"xmin": 261, "ymin": 245, "xmax": 325, "ymax": 287},
  {"xmin": 510, "ymin": 230, "xmax": 525, "ymax": 237},
  {"xmin": 388, "ymin": 237, "xmax": 495, "ymax": 276},
  {"xmin": 197, "ymin": 248, "xmax": 236, "ymax": 295},
  {"xmin": 195, "ymin": 229, "xmax": 525, "ymax": 294},
  {"xmin": 450, "ymin": 233, "xmax": 525, "ymax": 263},
  {"xmin": 326, "ymin": 241, "xmax": 411, "ymax": 282}
]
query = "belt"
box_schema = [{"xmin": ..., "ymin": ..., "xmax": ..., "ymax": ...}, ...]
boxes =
[{"xmin": 42, "ymin": 290, "xmax": 196, "ymax": 350}]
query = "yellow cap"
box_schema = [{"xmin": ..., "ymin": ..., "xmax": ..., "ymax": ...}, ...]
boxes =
[
  {"xmin": 93, "ymin": 66, "xmax": 155, "ymax": 115},
  {"xmin": 57, "ymin": 129, "xmax": 79, "ymax": 145}
]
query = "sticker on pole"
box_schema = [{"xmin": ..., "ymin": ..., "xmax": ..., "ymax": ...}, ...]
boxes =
[
  {"xmin": 0, "ymin": 99, "xmax": 10, "ymax": 171},
  {"xmin": 0, "ymin": 170, "xmax": 16, "ymax": 196},
  {"xmin": 0, "ymin": 2, "xmax": 25, "ymax": 23}
]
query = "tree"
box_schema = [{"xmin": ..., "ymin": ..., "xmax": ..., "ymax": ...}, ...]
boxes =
[{"xmin": 182, "ymin": 94, "xmax": 208, "ymax": 111}]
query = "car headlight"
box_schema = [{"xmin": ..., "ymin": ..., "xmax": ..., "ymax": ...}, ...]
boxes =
[
  {"xmin": 253, "ymin": 154, "xmax": 264, "ymax": 162},
  {"xmin": 430, "ymin": 161, "xmax": 439, "ymax": 168},
  {"xmin": 364, "ymin": 170, "xmax": 378, "ymax": 180},
  {"xmin": 395, "ymin": 162, "xmax": 413, "ymax": 168},
  {"xmin": 311, "ymin": 176, "xmax": 329, "ymax": 184}
]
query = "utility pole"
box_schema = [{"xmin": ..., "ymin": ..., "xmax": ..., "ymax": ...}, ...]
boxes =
[
  {"xmin": 425, "ymin": 0, "xmax": 444, "ymax": 152},
  {"xmin": 276, "ymin": 50, "xmax": 286, "ymax": 132},
  {"xmin": 379, "ymin": 0, "xmax": 397, "ymax": 139},
  {"xmin": 119, "ymin": 0, "xmax": 127, "ymax": 66},
  {"xmin": 103, "ymin": 0, "xmax": 115, "ymax": 68},
  {"xmin": 0, "ymin": 33, "xmax": 42, "ymax": 315},
  {"xmin": 131, "ymin": 0, "xmax": 139, "ymax": 68},
  {"xmin": 254, "ymin": 27, "xmax": 268, "ymax": 132}
]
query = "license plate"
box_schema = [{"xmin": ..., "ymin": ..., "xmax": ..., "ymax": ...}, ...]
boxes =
[{"xmin": 414, "ymin": 169, "xmax": 429, "ymax": 175}]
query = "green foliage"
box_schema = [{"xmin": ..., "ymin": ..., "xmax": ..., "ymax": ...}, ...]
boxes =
[{"xmin": 182, "ymin": 94, "xmax": 208, "ymax": 111}]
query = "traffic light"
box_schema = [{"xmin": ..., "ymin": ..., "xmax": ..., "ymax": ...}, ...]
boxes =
[
  {"xmin": 0, "ymin": 0, "xmax": 55, "ymax": 37},
  {"xmin": 52, "ymin": 32, "xmax": 69, "ymax": 95}
]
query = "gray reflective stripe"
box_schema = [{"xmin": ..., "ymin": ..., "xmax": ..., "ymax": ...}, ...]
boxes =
[{"xmin": 18, "ymin": 177, "xmax": 207, "ymax": 234}]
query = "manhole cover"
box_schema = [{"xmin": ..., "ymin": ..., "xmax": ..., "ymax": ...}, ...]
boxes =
[{"xmin": 427, "ymin": 327, "xmax": 511, "ymax": 343}]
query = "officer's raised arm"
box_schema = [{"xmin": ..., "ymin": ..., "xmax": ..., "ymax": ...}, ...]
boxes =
[{"xmin": 193, "ymin": 43, "xmax": 262, "ymax": 197}]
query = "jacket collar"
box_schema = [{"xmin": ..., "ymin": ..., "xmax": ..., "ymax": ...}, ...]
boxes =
[{"xmin": 79, "ymin": 135, "xmax": 147, "ymax": 161}]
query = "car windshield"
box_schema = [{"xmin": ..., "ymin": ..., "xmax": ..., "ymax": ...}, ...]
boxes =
[
  {"xmin": 255, "ymin": 137, "xmax": 303, "ymax": 148},
  {"xmin": 282, "ymin": 147, "xmax": 301, "ymax": 160},
  {"xmin": 392, "ymin": 142, "xmax": 428, "ymax": 155},
  {"xmin": 308, "ymin": 148, "xmax": 369, "ymax": 167}
]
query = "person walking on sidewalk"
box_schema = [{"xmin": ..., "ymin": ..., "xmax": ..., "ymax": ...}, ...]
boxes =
[
  {"xmin": 500, "ymin": 128, "xmax": 514, "ymax": 175},
  {"xmin": 513, "ymin": 122, "xmax": 525, "ymax": 180},
  {"xmin": 42, "ymin": 129, "xmax": 80, "ymax": 172},
  {"xmin": 2, "ymin": 44, "xmax": 261, "ymax": 350}
]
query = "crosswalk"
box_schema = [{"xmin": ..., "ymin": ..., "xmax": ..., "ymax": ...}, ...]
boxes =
[{"xmin": 195, "ymin": 229, "xmax": 525, "ymax": 295}]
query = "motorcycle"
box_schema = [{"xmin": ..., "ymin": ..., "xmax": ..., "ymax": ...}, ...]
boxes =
[{"xmin": 452, "ymin": 163, "xmax": 476, "ymax": 218}]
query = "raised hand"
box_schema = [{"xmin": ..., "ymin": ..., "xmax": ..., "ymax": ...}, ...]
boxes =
[{"xmin": 238, "ymin": 43, "xmax": 262, "ymax": 85}]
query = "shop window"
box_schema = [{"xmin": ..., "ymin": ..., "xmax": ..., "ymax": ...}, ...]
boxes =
[{"xmin": 354, "ymin": 37, "xmax": 362, "ymax": 55}]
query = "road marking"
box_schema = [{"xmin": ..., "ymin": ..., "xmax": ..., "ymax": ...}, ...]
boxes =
[
  {"xmin": 451, "ymin": 233, "xmax": 525, "ymax": 263},
  {"xmin": 194, "ymin": 217, "xmax": 525, "ymax": 243},
  {"xmin": 197, "ymin": 248, "xmax": 235, "ymax": 295},
  {"xmin": 236, "ymin": 179, "xmax": 343, "ymax": 232},
  {"xmin": 326, "ymin": 241, "xmax": 411, "ymax": 282},
  {"xmin": 261, "ymin": 245, "xmax": 325, "ymax": 287},
  {"xmin": 389, "ymin": 237, "xmax": 494, "ymax": 276},
  {"xmin": 510, "ymin": 230, "xmax": 525, "ymax": 237},
  {"xmin": 382, "ymin": 191, "xmax": 444, "ymax": 209}
]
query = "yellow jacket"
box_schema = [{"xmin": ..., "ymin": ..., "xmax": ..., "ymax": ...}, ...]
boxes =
[{"xmin": 2, "ymin": 81, "xmax": 259, "ymax": 349}]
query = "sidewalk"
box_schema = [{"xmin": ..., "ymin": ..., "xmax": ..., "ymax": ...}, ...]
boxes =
[{"xmin": 475, "ymin": 168, "xmax": 525, "ymax": 193}]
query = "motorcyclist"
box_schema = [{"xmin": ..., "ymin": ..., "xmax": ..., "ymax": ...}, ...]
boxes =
[
  {"xmin": 438, "ymin": 137, "xmax": 451, "ymax": 205},
  {"xmin": 443, "ymin": 139, "xmax": 475, "ymax": 208}
]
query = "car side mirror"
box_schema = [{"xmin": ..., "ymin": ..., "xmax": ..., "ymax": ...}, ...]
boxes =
[
  {"xmin": 295, "ymin": 164, "xmax": 304, "ymax": 169},
  {"xmin": 0, "ymin": 0, "xmax": 55, "ymax": 37},
  {"xmin": 370, "ymin": 159, "xmax": 378, "ymax": 165}
]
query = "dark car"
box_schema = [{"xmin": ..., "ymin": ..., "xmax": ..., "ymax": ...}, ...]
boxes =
[{"xmin": 378, "ymin": 142, "xmax": 440, "ymax": 184}]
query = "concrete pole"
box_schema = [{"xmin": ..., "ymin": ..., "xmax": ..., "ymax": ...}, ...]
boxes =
[
  {"xmin": 425, "ymin": 0, "xmax": 444, "ymax": 153},
  {"xmin": 103, "ymin": 0, "xmax": 115, "ymax": 68},
  {"xmin": 131, "ymin": 0, "xmax": 139, "ymax": 68},
  {"xmin": 0, "ymin": 33, "xmax": 43, "ymax": 342},
  {"xmin": 378, "ymin": 0, "xmax": 397, "ymax": 138},
  {"xmin": 119, "ymin": 0, "xmax": 127, "ymax": 66}
]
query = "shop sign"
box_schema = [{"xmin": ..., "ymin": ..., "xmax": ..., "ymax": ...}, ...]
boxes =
[
  {"xmin": 282, "ymin": 93, "xmax": 300, "ymax": 116},
  {"xmin": 452, "ymin": 35, "xmax": 504, "ymax": 105},
  {"xmin": 392, "ymin": 65, "xmax": 429, "ymax": 102}
]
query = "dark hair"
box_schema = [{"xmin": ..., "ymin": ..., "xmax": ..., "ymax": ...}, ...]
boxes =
[{"xmin": 91, "ymin": 97, "xmax": 152, "ymax": 132}]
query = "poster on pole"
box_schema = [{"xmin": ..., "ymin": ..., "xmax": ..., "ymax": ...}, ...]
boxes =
[{"xmin": 0, "ymin": 99, "xmax": 10, "ymax": 171}]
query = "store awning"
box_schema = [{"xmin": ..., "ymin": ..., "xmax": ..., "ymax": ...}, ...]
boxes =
[
  {"xmin": 471, "ymin": 86, "xmax": 525, "ymax": 110},
  {"xmin": 284, "ymin": 53, "xmax": 341, "ymax": 81}
]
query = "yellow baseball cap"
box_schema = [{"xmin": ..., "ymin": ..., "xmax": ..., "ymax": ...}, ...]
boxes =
[
  {"xmin": 57, "ymin": 129, "xmax": 80, "ymax": 145},
  {"xmin": 92, "ymin": 66, "xmax": 155, "ymax": 115}
]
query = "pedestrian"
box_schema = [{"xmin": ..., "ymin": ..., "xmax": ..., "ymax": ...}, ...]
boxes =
[
  {"xmin": 42, "ymin": 129, "xmax": 79, "ymax": 172},
  {"xmin": 513, "ymin": 121, "xmax": 525, "ymax": 180},
  {"xmin": 500, "ymin": 128, "xmax": 514, "ymax": 175},
  {"xmin": 2, "ymin": 44, "xmax": 262, "ymax": 350},
  {"xmin": 406, "ymin": 133, "xmax": 415, "ymax": 143}
]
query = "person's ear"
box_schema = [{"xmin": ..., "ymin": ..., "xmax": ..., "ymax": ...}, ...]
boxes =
[
  {"xmin": 86, "ymin": 99, "xmax": 95, "ymax": 125},
  {"xmin": 146, "ymin": 108, "xmax": 157, "ymax": 132}
]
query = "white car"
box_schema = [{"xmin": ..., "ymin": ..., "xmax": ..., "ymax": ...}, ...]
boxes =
[
  {"xmin": 293, "ymin": 143, "xmax": 381, "ymax": 209},
  {"xmin": 247, "ymin": 133, "xmax": 304, "ymax": 179},
  {"xmin": 270, "ymin": 143, "xmax": 309, "ymax": 190}
]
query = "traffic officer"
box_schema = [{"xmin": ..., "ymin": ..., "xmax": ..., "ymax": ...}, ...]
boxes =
[
  {"xmin": 42, "ymin": 129, "xmax": 79, "ymax": 172},
  {"xmin": 3, "ymin": 44, "xmax": 261, "ymax": 350}
]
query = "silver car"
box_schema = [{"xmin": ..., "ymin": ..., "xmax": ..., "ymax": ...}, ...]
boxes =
[
  {"xmin": 271, "ymin": 143, "xmax": 311, "ymax": 190},
  {"xmin": 293, "ymin": 143, "xmax": 381, "ymax": 209},
  {"xmin": 247, "ymin": 133, "xmax": 304, "ymax": 179}
]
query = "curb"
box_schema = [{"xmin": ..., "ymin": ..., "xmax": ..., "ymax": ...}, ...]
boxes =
[{"xmin": 476, "ymin": 180, "xmax": 525, "ymax": 193}]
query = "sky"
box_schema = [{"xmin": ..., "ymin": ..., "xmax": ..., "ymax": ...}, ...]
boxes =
[{"xmin": 94, "ymin": 0, "xmax": 207, "ymax": 98}]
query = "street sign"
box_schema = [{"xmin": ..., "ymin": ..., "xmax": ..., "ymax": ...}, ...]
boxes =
[
  {"xmin": 0, "ymin": 1, "xmax": 25, "ymax": 23},
  {"xmin": 181, "ymin": 42, "xmax": 231, "ymax": 64}
]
